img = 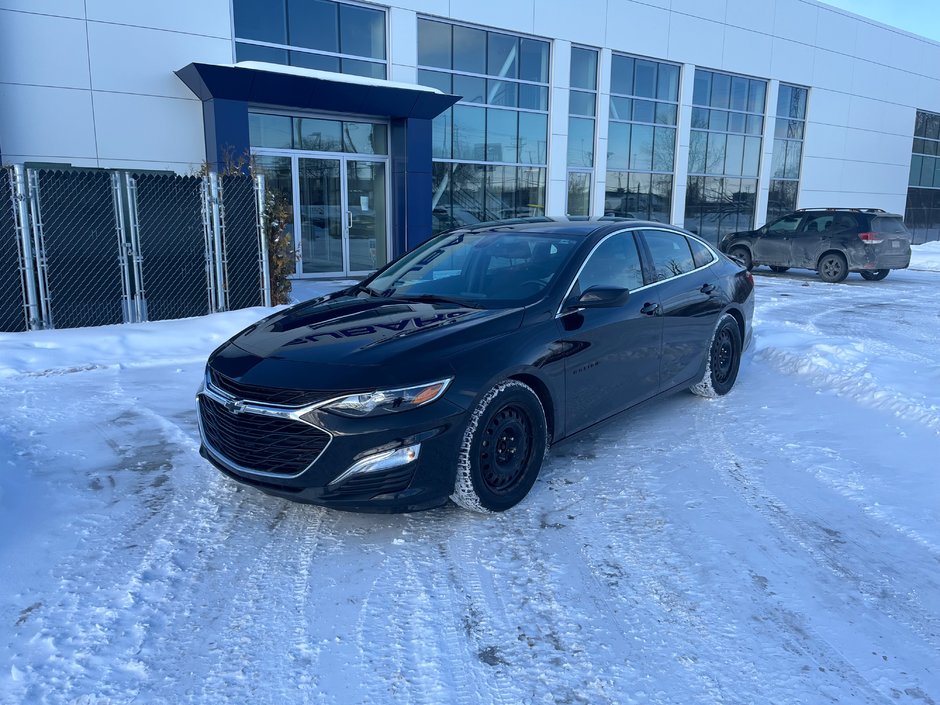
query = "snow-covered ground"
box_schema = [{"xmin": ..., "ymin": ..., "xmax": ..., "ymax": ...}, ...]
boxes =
[{"xmin": 1, "ymin": 260, "xmax": 939, "ymax": 705}]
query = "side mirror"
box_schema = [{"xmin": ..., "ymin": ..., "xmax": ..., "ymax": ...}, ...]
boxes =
[{"xmin": 568, "ymin": 286, "xmax": 631, "ymax": 310}]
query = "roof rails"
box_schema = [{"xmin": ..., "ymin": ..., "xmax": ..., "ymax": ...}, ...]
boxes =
[{"xmin": 794, "ymin": 207, "xmax": 887, "ymax": 213}]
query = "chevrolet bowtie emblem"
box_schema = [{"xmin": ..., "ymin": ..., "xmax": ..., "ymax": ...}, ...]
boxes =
[{"xmin": 225, "ymin": 399, "xmax": 246, "ymax": 414}]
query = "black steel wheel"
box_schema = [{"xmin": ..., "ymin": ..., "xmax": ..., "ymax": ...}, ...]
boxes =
[
  {"xmin": 769, "ymin": 266, "xmax": 789, "ymax": 273},
  {"xmin": 860, "ymin": 269, "xmax": 890, "ymax": 281},
  {"xmin": 452, "ymin": 380, "xmax": 548, "ymax": 513},
  {"xmin": 729, "ymin": 246, "xmax": 753, "ymax": 271},
  {"xmin": 817, "ymin": 252, "xmax": 848, "ymax": 283},
  {"xmin": 691, "ymin": 313, "xmax": 743, "ymax": 398}
]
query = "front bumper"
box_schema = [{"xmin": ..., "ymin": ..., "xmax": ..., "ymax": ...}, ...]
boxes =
[{"xmin": 196, "ymin": 382, "xmax": 470, "ymax": 512}]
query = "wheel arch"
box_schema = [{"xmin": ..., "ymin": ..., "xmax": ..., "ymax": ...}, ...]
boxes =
[
  {"xmin": 816, "ymin": 248, "xmax": 847, "ymax": 268},
  {"xmin": 508, "ymin": 371, "xmax": 556, "ymax": 445}
]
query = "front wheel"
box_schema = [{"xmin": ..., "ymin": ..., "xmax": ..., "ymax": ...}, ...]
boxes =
[
  {"xmin": 860, "ymin": 269, "xmax": 889, "ymax": 281},
  {"xmin": 691, "ymin": 313, "xmax": 743, "ymax": 398},
  {"xmin": 817, "ymin": 252, "xmax": 848, "ymax": 283},
  {"xmin": 451, "ymin": 380, "xmax": 548, "ymax": 513}
]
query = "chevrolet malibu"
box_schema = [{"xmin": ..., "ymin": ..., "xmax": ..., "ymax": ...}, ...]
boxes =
[{"xmin": 196, "ymin": 218, "xmax": 754, "ymax": 513}]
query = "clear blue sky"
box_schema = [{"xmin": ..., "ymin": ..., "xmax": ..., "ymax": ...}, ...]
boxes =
[{"xmin": 821, "ymin": 0, "xmax": 940, "ymax": 42}]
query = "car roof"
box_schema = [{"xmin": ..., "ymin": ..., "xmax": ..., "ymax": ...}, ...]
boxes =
[{"xmin": 447, "ymin": 216, "xmax": 683, "ymax": 237}]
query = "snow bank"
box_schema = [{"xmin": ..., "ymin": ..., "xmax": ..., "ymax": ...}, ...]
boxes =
[
  {"xmin": 0, "ymin": 308, "xmax": 273, "ymax": 378},
  {"xmin": 909, "ymin": 240, "xmax": 940, "ymax": 271}
]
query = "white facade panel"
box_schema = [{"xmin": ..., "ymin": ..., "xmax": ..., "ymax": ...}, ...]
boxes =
[
  {"xmin": 84, "ymin": 0, "xmax": 233, "ymax": 39},
  {"xmin": 667, "ymin": 12, "xmax": 724, "ymax": 68},
  {"xmin": 815, "ymin": 7, "xmax": 858, "ymax": 56},
  {"xmin": 773, "ymin": 0, "xmax": 818, "ymax": 44},
  {"xmin": 722, "ymin": 26, "xmax": 772, "ymax": 77},
  {"xmin": 0, "ymin": 0, "xmax": 84, "ymax": 17},
  {"xmin": 0, "ymin": 10, "xmax": 90, "ymax": 89},
  {"xmin": 446, "ymin": 0, "xmax": 535, "ymax": 34},
  {"xmin": 671, "ymin": 0, "xmax": 727, "ymax": 25},
  {"xmin": 769, "ymin": 37, "xmax": 815, "ymax": 86},
  {"xmin": 0, "ymin": 84, "xmax": 98, "ymax": 162},
  {"xmin": 724, "ymin": 0, "xmax": 775, "ymax": 35},
  {"xmin": 533, "ymin": 0, "xmax": 607, "ymax": 47},
  {"xmin": 605, "ymin": 2, "xmax": 671, "ymax": 58}
]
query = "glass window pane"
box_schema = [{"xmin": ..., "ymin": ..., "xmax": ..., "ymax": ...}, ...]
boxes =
[
  {"xmin": 634, "ymin": 60, "xmax": 657, "ymax": 98},
  {"xmin": 607, "ymin": 123, "xmax": 630, "ymax": 170},
  {"xmin": 645, "ymin": 230, "xmax": 695, "ymax": 279},
  {"xmin": 776, "ymin": 84, "xmax": 792, "ymax": 118},
  {"xmin": 610, "ymin": 96, "xmax": 632, "ymax": 121},
  {"xmin": 452, "ymin": 163, "xmax": 486, "ymax": 222},
  {"xmin": 288, "ymin": 0, "xmax": 337, "ymax": 52},
  {"xmin": 432, "ymin": 110, "xmax": 452, "ymax": 159},
  {"xmin": 629, "ymin": 124, "xmax": 654, "ymax": 171},
  {"xmin": 691, "ymin": 107, "xmax": 709, "ymax": 129},
  {"xmin": 784, "ymin": 140, "xmax": 802, "ymax": 179},
  {"xmin": 418, "ymin": 18, "xmax": 451, "ymax": 69},
  {"xmin": 486, "ymin": 108, "xmax": 517, "ymax": 162},
  {"xmin": 569, "ymin": 90, "xmax": 596, "ymax": 117},
  {"xmin": 709, "ymin": 110, "xmax": 728, "ymax": 132},
  {"xmin": 706, "ymin": 132, "xmax": 726, "ymax": 174},
  {"xmin": 520, "ymin": 38, "xmax": 550, "ymax": 82},
  {"xmin": 485, "ymin": 165, "xmax": 517, "ymax": 219},
  {"xmin": 909, "ymin": 155, "xmax": 923, "ymax": 186},
  {"xmin": 787, "ymin": 120, "xmax": 804, "ymax": 139},
  {"xmin": 249, "ymin": 113, "xmax": 292, "ymax": 149},
  {"xmin": 453, "ymin": 105, "xmax": 486, "ymax": 160},
  {"xmin": 487, "ymin": 32, "xmax": 519, "ymax": 78},
  {"xmin": 728, "ymin": 112, "xmax": 746, "ymax": 134},
  {"xmin": 725, "ymin": 134, "xmax": 745, "ymax": 176},
  {"xmin": 689, "ymin": 131, "xmax": 707, "ymax": 174},
  {"xmin": 431, "ymin": 162, "xmax": 453, "ymax": 235},
  {"xmin": 730, "ymin": 76, "xmax": 749, "ymax": 112},
  {"xmin": 655, "ymin": 103, "xmax": 677, "ymax": 125},
  {"xmin": 791, "ymin": 86, "xmax": 807, "ymax": 119},
  {"xmin": 710, "ymin": 73, "xmax": 731, "ymax": 109},
  {"xmin": 653, "ymin": 126, "xmax": 675, "ymax": 172},
  {"xmin": 774, "ymin": 118, "xmax": 788, "ymax": 139},
  {"xmin": 927, "ymin": 113, "xmax": 940, "ymax": 140},
  {"xmin": 343, "ymin": 122, "xmax": 387, "ymax": 155},
  {"xmin": 486, "ymin": 80, "xmax": 518, "ymax": 107},
  {"xmin": 611, "ymin": 55, "xmax": 634, "ymax": 95},
  {"xmin": 518, "ymin": 112, "xmax": 548, "ymax": 165},
  {"xmin": 914, "ymin": 111, "xmax": 927, "ymax": 138},
  {"xmin": 689, "ymin": 236, "xmax": 714, "ymax": 268},
  {"xmin": 628, "ymin": 173, "xmax": 652, "ymax": 219},
  {"xmin": 339, "ymin": 4, "xmax": 385, "ymax": 59},
  {"xmin": 234, "ymin": 0, "xmax": 286, "ymax": 44},
  {"xmin": 771, "ymin": 139, "xmax": 786, "ymax": 179},
  {"xmin": 516, "ymin": 166, "xmax": 546, "ymax": 216},
  {"xmin": 577, "ymin": 231, "xmax": 644, "ymax": 290},
  {"xmin": 567, "ymin": 116, "xmax": 595, "ymax": 167},
  {"xmin": 296, "ymin": 116, "xmax": 343, "ymax": 151},
  {"xmin": 693, "ymin": 70, "xmax": 711, "ymax": 106},
  {"xmin": 567, "ymin": 171, "xmax": 592, "ymax": 216},
  {"xmin": 519, "ymin": 84, "xmax": 548, "ymax": 110},
  {"xmin": 453, "ymin": 25, "xmax": 486, "ymax": 74},
  {"xmin": 747, "ymin": 115, "xmax": 763, "ymax": 135},
  {"xmin": 571, "ymin": 47, "xmax": 598, "ymax": 91},
  {"xmin": 743, "ymin": 136, "xmax": 761, "ymax": 177},
  {"xmin": 920, "ymin": 156, "xmax": 934, "ymax": 187},
  {"xmin": 632, "ymin": 99, "xmax": 655, "ymax": 123},
  {"xmin": 237, "ymin": 42, "xmax": 288, "ymax": 65},
  {"xmin": 253, "ymin": 157, "xmax": 293, "ymax": 244},
  {"xmin": 340, "ymin": 58, "xmax": 385, "ymax": 79},
  {"xmin": 604, "ymin": 171, "xmax": 628, "ymax": 217},
  {"xmin": 748, "ymin": 79, "xmax": 767, "ymax": 114},
  {"xmin": 454, "ymin": 74, "xmax": 486, "ymax": 104},
  {"xmin": 290, "ymin": 50, "xmax": 339, "ymax": 71},
  {"xmin": 418, "ymin": 69, "xmax": 451, "ymax": 93},
  {"xmin": 650, "ymin": 174, "xmax": 673, "ymax": 223},
  {"xmin": 657, "ymin": 63, "xmax": 680, "ymax": 102}
]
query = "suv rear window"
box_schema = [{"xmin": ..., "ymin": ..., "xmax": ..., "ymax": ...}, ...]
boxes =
[{"xmin": 871, "ymin": 216, "xmax": 909, "ymax": 234}]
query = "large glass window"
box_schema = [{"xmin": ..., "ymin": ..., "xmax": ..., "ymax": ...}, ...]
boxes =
[
  {"xmin": 249, "ymin": 113, "xmax": 388, "ymax": 154},
  {"xmin": 418, "ymin": 19, "xmax": 550, "ymax": 233},
  {"xmin": 684, "ymin": 69, "xmax": 767, "ymax": 243},
  {"xmin": 567, "ymin": 47, "xmax": 598, "ymax": 216},
  {"xmin": 906, "ymin": 109, "xmax": 940, "ymax": 243},
  {"xmin": 768, "ymin": 83, "xmax": 808, "ymax": 222},
  {"xmin": 606, "ymin": 54, "xmax": 680, "ymax": 223},
  {"xmin": 233, "ymin": 0, "xmax": 387, "ymax": 79}
]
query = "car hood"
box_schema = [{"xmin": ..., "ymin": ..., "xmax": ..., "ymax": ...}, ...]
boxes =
[{"xmin": 209, "ymin": 295, "xmax": 525, "ymax": 391}]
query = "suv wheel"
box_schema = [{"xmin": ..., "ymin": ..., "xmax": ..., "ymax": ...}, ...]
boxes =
[
  {"xmin": 860, "ymin": 269, "xmax": 890, "ymax": 281},
  {"xmin": 817, "ymin": 252, "xmax": 848, "ymax": 283},
  {"xmin": 729, "ymin": 246, "xmax": 752, "ymax": 271}
]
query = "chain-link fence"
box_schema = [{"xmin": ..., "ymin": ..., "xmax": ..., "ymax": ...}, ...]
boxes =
[
  {"xmin": 0, "ymin": 167, "xmax": 268, "ymax": 332},
  {"xmin": 0, "ymin": 168, "xmax": 27, "ymax": 332}
]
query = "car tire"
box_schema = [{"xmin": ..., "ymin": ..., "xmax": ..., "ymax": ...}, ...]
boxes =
[
  {"xmin": 769, "ymin": 266, "xmax": 789, "ymax": 273},
  {"xmin": 860, "ymin": 269, "xmax": 890, "ymax": 281},
  {"xmin": 690, "ymin": 313, "xmax": 743, "ymax": 398},
  {"xmin": 729, "ymin": 246, "xmax": 752, "ymax": 271},
  {"xmin": 451, "ymin": 380, "xmax": 548, "ymax": 513},
  {"xmin": 817, "ymin": 252, "xmax": 848, "ymax": 283}
]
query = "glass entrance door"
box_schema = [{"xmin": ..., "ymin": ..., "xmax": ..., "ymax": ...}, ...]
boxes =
[
  {"xmin": 299, "ymin": 157, "xmax": 344, "ymax": 274},
  {"xmin": 346, "ymin": 160, "xmax": 387, "ymax": 274}
]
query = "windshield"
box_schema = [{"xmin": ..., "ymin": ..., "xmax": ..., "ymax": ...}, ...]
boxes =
[{"xmin": 360, "ymin": 230, "xmax": 584, "ymax": 307}]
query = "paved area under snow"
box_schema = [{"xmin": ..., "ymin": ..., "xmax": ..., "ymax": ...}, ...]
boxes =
[{"xmin": 1, "ymin": 247, "xmax": 939, "ymax": 704}]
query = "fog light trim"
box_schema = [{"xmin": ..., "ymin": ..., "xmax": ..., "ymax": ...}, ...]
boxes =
[{"xmin": 329, "ymin": 444, "xmax": 421, "ymax": 487}]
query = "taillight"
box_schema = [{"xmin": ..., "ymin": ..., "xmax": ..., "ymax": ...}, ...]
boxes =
[
  {"xmin": 745, "ymin": 271, "xmax": 754, "ymax": 287},
  {"xmin": 858, "ymin": 232, "xmax": 883, "ymax": 244}
]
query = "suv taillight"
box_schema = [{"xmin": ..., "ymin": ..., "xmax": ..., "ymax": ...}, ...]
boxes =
[{"xmin": 858, "ymin": 232, "xmax": 883, "ymax": 244}]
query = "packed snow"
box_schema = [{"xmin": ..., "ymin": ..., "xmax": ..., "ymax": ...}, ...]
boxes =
[{"xmin": 1, "ymin": 256, "xmax": 939, "ymax": 704}]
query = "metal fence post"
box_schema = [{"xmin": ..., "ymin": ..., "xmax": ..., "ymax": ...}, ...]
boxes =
[
  {"xmin": 201, "ymin": 176, "xmax": 218, "ymax": 313},
  {"xmin": 26, "ymin": 168, "xmax": 53, "ymax": 328},
  {"xmin": 255, "ymin": 173, "xmax": 271, "ymax": 307},
  {"xmin": 124, "ymin": 173, "xmax": 147, "ymax": 322},
  {"xmin": 208, "ymin": 171, "xmax": 226, "ymax": 312},
  {"xmin": 11, "ymin": 165, "xmax": 42, "ymax": 329},
  {"xmin": 112, "ymin": 171, "xmax": 137, "ymax": 323}
]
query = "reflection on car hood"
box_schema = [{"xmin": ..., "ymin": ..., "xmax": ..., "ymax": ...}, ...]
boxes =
[{"xmin": 209, "ymin": 295, "xmax": 524, "ymax": 391}]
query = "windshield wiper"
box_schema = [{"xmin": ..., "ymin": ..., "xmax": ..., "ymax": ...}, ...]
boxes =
[
  {"xmin": 349, "ymin": 283, "xmax": 391, "ymax": 298},
  {"xmin": 392, "ymin": 293, "xmax": 484, "ymax": 308}
]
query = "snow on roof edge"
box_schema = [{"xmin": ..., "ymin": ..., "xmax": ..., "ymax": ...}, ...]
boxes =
[{"xmin": 232, "ymin": 61, "xmax": 444, "ymax": 95}]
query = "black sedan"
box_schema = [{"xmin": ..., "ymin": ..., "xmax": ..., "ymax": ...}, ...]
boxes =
[{"xmin": 196, "ymin": 219, "xmax": 754, "ymax": 513}]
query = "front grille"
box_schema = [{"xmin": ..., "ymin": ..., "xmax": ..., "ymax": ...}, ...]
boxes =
[
  {"xmin": 199, "ymin": 395, "xmax": 330, "ymax": 475},
  {"xmin": 208, "ymin": 368, "xmax": 335, "ymax": 407},
  {"xmin": 325, "ymin": 465, "xmax": 416, "ymax": 499}
]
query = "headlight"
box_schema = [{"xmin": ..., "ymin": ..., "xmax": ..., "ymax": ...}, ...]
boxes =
[{"xmin": 323, "ymin": 378, "xmax": 452, "ymax": 417}]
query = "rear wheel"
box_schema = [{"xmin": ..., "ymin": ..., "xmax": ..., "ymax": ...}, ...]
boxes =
[
  {"xmin": 451, "ymin": 380, "xmax": 548, "ymax": 513},
  {"xmin": 817, "ymin": 252, "xmax": 848, "ymax": 283},
  {"xmin": 729, "ymin": 246, "xmax": 752, "ymax": 271},
  {"xmin": 691, "ymin": 313, "xmax": 743, "ymax": 398},
  {"xmin": 860, "ymin": 269, "xmax": 890, "ymax": 281},
  {"xmin": 769, "ymin": 266, "xmax": 789, "ymax": 273}
]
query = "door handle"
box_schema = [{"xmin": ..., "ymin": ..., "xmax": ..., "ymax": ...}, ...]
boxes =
[
  {"xmin": 345, "ymin": 210, "xmax": 352, "ymax": 229},
  {"xmin": 700, "ymin": 283, "xmax": 716, "ymax": 295},
  {"xmin": 640, "ymin": 302, "xmax": 660, "ymax": 316}
]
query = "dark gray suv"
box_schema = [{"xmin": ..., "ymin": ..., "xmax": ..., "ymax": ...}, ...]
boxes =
[{"xmin": 718, "ymin": 208, "xmax": 912, "ymax": 282}]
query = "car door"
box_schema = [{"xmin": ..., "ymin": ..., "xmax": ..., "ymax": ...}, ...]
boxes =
[
  {"xmin": 559, "ymin": 230, "xmax": 663, "ymax": 435},
  {"xmin": 753, "ymin": 213, "xmax": 804, "ymax": 265},
  {"xmin": 639, "ymin": 229, "xmax": 725, "ymax": 391},
  {"xmin": 792, "ymin": 213, "xmax": 836, "ymax": 267}
]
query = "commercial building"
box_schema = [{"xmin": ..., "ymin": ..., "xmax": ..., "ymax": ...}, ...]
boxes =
[{"xmin": 2, "ymin": 0, "xmax": 939, "ymax": 284}]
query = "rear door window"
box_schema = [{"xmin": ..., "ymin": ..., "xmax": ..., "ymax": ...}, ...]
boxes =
[
  {"xmin": 688, "ymin": 237, "xmax": 715, "ymax": 268},
  {"xmin": 801, "ymin": 214, "xmax": 834, "ymax": 234},
  {"xmin": 643, "ymin": 230, "xmax": 695, "ymax": 281}
]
